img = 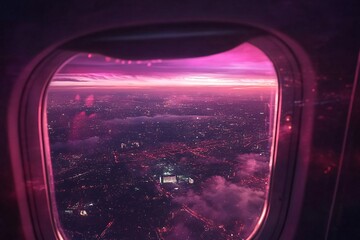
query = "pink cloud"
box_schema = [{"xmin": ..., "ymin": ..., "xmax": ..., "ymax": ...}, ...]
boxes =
[
  {"xmin": 51, "ymin": 43, "xmax": 277, "ymax": 88},
  {"xmin": 173, "ymin": 175, "xmax": 265, "ymax": 238}
]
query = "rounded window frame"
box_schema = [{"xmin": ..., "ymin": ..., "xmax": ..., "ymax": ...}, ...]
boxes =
[{"xmin": 13, "ymin": 23, "xmax": 313, "ymax": 240}]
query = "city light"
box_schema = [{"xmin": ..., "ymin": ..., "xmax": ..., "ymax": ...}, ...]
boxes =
[{"xmin": 47, "ymin": 42, "xmax": 277, "ymax": 239}]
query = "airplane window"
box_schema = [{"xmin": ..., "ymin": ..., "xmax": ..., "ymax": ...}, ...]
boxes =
[{"xmin": 45, "ymin": 43, "xmax": 278, "ymax": 239}]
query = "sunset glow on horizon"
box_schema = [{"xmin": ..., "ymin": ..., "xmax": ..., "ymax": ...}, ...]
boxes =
[
  {"xmin": 47, "ymin": 42, "xmax": 278, "ymax": 240},
  {"xmin": 51, "ymin": 43, "xmax": 277, "ymax": 88}
]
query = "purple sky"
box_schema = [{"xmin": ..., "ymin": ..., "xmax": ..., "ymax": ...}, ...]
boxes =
[{"xmin": 51, "ymin": 43, "xmax": 277, "ymax": 88}]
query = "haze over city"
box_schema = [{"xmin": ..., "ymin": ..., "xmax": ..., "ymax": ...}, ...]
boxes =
[{"xmin": 47, "ymin": 43, "xmax": 278, "ymax": 239}]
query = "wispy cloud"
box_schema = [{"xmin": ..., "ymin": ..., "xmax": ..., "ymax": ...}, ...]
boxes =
[{"xmin": 51, "ymin": 43, "xmax": 277, "ymax": 88}]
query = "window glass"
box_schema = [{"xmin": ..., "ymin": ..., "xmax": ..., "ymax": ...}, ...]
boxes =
[{"xmin": 46, "ymin": 43, "xmax": 277, "ymax": 239}]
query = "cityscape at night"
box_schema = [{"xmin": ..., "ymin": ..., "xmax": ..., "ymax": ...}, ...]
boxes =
[
  {"xmin": 46, "ymin": 43, "xmax": 277, "ymax": 239},
  {"xmin": 2, "ymin": 2, "xmax": 358, "ymax": 240}
]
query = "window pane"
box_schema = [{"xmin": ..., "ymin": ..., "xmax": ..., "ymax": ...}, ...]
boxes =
[{"xmin": 46, "ymin": 43, "xmax": 277, "ymax": 239}]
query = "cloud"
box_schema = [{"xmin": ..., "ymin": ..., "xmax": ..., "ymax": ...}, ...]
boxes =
[
  {"xmin": 173, "ymin": 175, "xmax": 266, "ymax": 238},
  {"xmin": 165, "ymin": 222, "xmax": 192, "ymax": 240},
  {"xmin": 235, "ymin": 153, "xmax": 269, "ymax": 180},
  {"xmin": 52, "ymin": 78, "xmax": 87, "ymax": 82},
  {"xmin": 169, "ymin": 153, "xmax": 270, "ymax": 238},
  {"xmin": 51, "ymin": 43, "xmax": 277, "ymax": 88},
  {"xmin": 104, "ymin": 114, "xmax": 212, "ymax": 125},
  {"xmin": 51, "ymin": 136, "xmax": 100, "ymax": 152}
]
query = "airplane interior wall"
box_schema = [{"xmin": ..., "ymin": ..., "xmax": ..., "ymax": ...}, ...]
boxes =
[{"xmin": 0, "ymin": 1, "xmax": 358, "ymax": 239}]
